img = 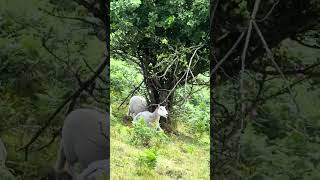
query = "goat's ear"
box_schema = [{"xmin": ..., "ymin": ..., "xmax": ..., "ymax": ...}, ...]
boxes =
[{"xmin": 157, "ymin": 104, "xmax": 160, "ymax": 108}]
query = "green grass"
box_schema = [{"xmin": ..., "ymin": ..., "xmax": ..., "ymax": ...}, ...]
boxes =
[{"xmin": 110, "ymin": 106, "xmax": 210, "ymax": 180}]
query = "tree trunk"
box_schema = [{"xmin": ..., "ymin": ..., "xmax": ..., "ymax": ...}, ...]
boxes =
[
  {"xmin": 159, "ymin": 90, "xmax": 175, "ymax": 132},
  {"xmin": 145, "ymin": 77, "xmax": 176, "ymax": 132}
]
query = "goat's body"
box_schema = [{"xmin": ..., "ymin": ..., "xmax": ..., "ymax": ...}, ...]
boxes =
[
  {"xmin": 128, "ymin": 96, "xmax": 148, "ymax": 118},
  {"xmin": 55, "ymin": 108, "xmax": 109, "ymax": 179},
  {"xmin": 133, "ymin": 111, "xmax": 160, "ymax": 128},
  {"xmin": 0, "ymin": 139, "xmax": 7, "ymax": 166},
  {"xmin": 133, "ymin": 106, "xmax": 168, "ymax": 130}
]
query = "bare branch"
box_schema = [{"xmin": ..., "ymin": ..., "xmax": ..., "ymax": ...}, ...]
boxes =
[
  {"xmin": 117, "ymin": 81, "xmax": 144, "ymax": 110},
  {"xmin": 211, "ymin": 31, "xmax": 246, "ymax": 76}
]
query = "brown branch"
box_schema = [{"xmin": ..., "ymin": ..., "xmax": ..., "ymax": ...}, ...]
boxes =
[
  {"xmin": 253, "ymin": 20, "xmax": 303, "ymax": 118},
  {"xmin": 256, "ymin": 0, "xmax": 280, "ymax": 22},
  {"xmin": 82, "ymin": 57, "xmax": 108, "ymax": 84},
  {"xmin": 211, "ymin": 31, "xmax": 246, "ymax": 76},
  {"xmin": 117, "ymin": 81, "xmax": 144, "ymax": 110},
  {"xmin": 238, "ymin": 0, "xmax": 261, "ymax": 163}
]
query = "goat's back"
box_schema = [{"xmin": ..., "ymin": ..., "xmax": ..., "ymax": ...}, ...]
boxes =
[
  {"xmin": 129, "ymin": 96, "xmax": 148, "ymax": 116},
  {"xmin": 62, "ymin": 108, "xmax": 109, "ymax": 170},
  {"xmin": 134, "ymin": 111, "xmax": 155, "ymax": 123}
]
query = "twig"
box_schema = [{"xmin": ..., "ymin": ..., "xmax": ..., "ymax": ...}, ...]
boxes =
[
  {"xmin": 185, "ymin": 46, "xmax": 201, "ymax": 95},
  {"xmin": 256, "ymin": 0, "xmax": 279, "ymax": 22},
  {"xmin": 211, "ymin": 31, "xmax": 246, "ymax": 76},
  {"xmin": 149, "ymin": 71, "xmax": 187, "ymax": 107},
  {"xmin": 117, "ymin": 81, "xmax": 144, "ymax": 110},
  {"xmin": 237, "ymin": 0, "xmax": 261, "ymax": 164},
  {"xmin": 253, "ymin": 20, "xmax": 307, "ymax": 130}
]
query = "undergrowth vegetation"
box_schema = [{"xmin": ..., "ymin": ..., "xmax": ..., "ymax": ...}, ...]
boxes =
[{"xmin": 130, "ymin": 119, "xmax": 169, "ymax": 147}]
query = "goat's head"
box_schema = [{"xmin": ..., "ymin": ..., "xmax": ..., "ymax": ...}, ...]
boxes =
[{"xmin": 157, "ymin": 105, "xmax": 168, "ymax": 118}]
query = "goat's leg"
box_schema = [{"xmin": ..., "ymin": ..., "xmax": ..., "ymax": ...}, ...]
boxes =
[
  {"xmin": 127, "ymin": 107, "xmax": 131, "ymax": 117},
  {"xmin": 156, "ymin": 120, "xmax": 163, "ymax": 132},
  {"xmin": 66, "ymin": 162, "xmax": 78, "ymax": 180}
]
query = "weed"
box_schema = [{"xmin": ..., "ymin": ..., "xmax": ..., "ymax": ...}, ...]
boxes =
[{"xmin": 137, "ymin": 147, "xmax": 158, "ymax": 169}]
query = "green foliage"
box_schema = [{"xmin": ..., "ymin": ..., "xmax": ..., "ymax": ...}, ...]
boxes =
[
  {"xmin": 0, "ymin": 0, "xmax": 106, "ymax": 179},
  {"xmin": 130, "ymin": 118, "xmax": 169, "ymax": 147},
  {"xmin": 0, "ymin": 166, "xmax": 15, "ymax": 180},
  {"xmin": 110, "ymin": 57, "xmax": 209, "ymax": 178},
  {"xmin": 110, "ymin": 58, "xmax": 144, "ymax": 104},
  {"xmin": 111, "ymin": 0, "xmax": 209, "ymax": 103},
  {"xmin": 231, "ymin": 0, "xmax": 249, "ymax": 18},
  {"xmin": 137, "ymin": 147, "xmax": 158, "ymax": 169},
  {"xmin": 96, "ymin": 172, "xmax": 107, "ymax": 180},
  {"xmin": 173, "ymin": 84, "xmax": 210, "ymax": 137},
  {"xmin": 236, "ymin": 121, "xmax": 320, "ymax": 179},
  {"xmin": 111, "ymin": 0, "xmax": 208, "ymax": 45},
  {"xmin": 184, "ymin": 101, "xmax": 209, "ymax": 137}
]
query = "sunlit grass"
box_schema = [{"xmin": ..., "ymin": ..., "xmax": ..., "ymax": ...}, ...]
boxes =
[{"xmin": 110, "ymin": 112, "xmax": 210, "ymax": 180}]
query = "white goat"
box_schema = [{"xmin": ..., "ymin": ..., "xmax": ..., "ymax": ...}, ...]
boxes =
[
  {"xmin": 55, "ymin": 108, "xmax": 109, "ymax": 180},
  {"xmin": 133, "ymin": 105, "xmax": 168, "ymax": 130},
  {"xmin": 128, "ymin": 96, "xmax": 148, "ymax": 118}
]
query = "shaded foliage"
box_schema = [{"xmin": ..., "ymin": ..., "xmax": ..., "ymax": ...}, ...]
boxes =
[
  {"xmin": 0, "ymin": 0, "xmax": 108, "ymax": 179},
  {"xmin": 111, "ymin": 0, "xmax": 209, "ymax": 131},
  {"xmin": 211, "ymin": 0, "xmax": 320, "ymax": 179}
]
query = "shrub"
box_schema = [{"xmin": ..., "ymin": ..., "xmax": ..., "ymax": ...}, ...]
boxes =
[
  {"xmin": 137, "ymin": 147, "xmax": 158, "ymax": 169},
  {"xmin": 130, "ymin": 118, "xmax": 169, "ymax": 147},
  {"xmin": 175, "ymin": 101, "xmax": 209, "ymax": 137}
]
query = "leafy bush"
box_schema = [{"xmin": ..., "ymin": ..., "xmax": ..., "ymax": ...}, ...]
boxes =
[
  {"xmin": 171, "ymin": 83, "xmax": 210, "ymax": 137},
  {"xmin": 174, "ymin": 97, "xmax": 209, "ymax": 137},
  {"xmin": 236, "ymin": 121, "xmax": 320, "ymax": 179},
  {"xmin": 130, "ymin": 118, "xmax": 169, "ymax": 147},
  {"xmin": 137, "ymin": 147, "xmax": 158, "ymax": 169},
  {"xmin": 110, "ymin": 59, "xmax": 144, "ymax": 104}
]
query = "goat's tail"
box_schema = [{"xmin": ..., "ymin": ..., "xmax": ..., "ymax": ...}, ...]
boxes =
[{"xmin": 54, "ymin": 142, "xmax": 66, "ymax": 172}]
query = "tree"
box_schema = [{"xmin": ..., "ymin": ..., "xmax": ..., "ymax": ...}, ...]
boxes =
[
  {"xmin": 111, "ymin": 0, "xmax": 209, "ymax": 131},
  {"xmin": 0, "ymin": 0, "xmax": 109, "ymax": 166},
  {"xmin": 211, "ymin": 0, "xmax": 320, "ymax": 178}
]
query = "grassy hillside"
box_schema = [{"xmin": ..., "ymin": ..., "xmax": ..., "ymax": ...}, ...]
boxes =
[{"xmin": 110, "ymin": 107, "xmax": 210, "ymax": 179}]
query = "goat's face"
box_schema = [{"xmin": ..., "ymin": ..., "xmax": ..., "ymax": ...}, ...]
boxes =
[{"xmin": 158, "ymin": 106, "xmax": 168, "ymax": 118}]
